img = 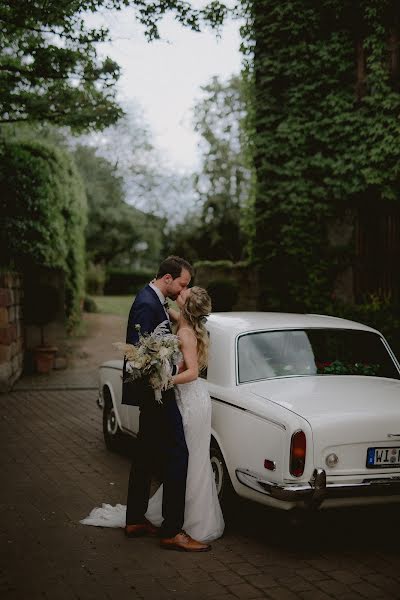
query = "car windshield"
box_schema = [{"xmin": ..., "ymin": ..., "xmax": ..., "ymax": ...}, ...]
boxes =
[{"xmin": 237, "ymin": 329, "xmax": 400, "ymax": 383}]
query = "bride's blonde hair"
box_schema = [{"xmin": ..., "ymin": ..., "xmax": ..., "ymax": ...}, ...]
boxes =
[{"xmin": 180, "ymin": 286, "xmax": 211, "ymax": 371}]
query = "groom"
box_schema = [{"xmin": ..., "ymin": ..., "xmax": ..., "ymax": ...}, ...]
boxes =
[{"xmin": 122, "ymin": 256, "xmax": 210, "ymax": 552}]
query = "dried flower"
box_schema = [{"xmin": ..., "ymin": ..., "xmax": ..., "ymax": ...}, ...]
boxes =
[{"xmin": 114, "ymin": 320, "xmax": 182, "ymax": 403}]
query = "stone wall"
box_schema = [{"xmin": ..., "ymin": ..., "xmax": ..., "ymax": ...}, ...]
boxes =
[
  {"xmin": 24, "ymin": 268, "xmax": 66, "ymax": 351},
  {"xmin": 194, "ymin": 262, "xmax": 259, "ymax": 311},
  {"xmin": 0, "ymin": 272, "xmax": 24, "ymax": 392}
]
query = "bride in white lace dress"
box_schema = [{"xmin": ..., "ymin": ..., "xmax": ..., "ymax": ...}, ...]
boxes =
[{"xmin": 81, "ymin": 286, "xmax": 224, "ymax": 543}]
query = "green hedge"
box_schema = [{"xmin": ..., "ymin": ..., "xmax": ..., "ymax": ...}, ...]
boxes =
[
  {"xmin": 194, "ymin": 260, "xmax": 249, "ymax": 270},
  {"xmin": 0, "ymin": 140, "xmax": 87, "ymax": 328},
  {"xmin": 206, "ymin": 278, "xmax": 239, "ymax": 312},
  {"xmin": 86, "ymin": 262, "xmax": 106, "ymax": 295},
  {"xmin": 331, "ymin": 296, "xmax": 400, "ymax": 360},
  {"xmin": 104, "ymin": 268, "xmax": 154, "ymax": 295}
]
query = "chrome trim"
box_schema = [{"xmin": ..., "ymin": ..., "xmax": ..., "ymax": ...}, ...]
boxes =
[
  {"xmin": 248, "ymin": 414, "xmax": 286, "ymax": 430},
  {"xmin": 235, "ymin": 467, "xmax": 400, "ymax": 506},
  {"xmin": 210, "ymin": 396, "xmax": 286, "ymax": 430},
  {"xmin": 380, "ymin": 336, "xmax": 400, "ymax": 376},
  {"xmin": 210, "ymin": 396, "xmax": 246, "ymax": 412}
]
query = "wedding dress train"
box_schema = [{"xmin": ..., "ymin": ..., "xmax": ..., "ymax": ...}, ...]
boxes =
[{"xmin": 81, "ymin": 379, "xmax": 225, "ymax": 543}]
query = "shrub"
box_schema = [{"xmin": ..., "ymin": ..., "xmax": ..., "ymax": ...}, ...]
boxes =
[
  {"xmin": 104, "ymin": 268, "xmax": 154, "ymax": 295},
  {"xmin": 83, "ymin": 296, "xmax": 98, "ymax": 313},
  {"xmin": 86, "ymin": 262, "xmax": 106, "ymax": 295},
  {"xmin": 207, "ymin": 279, "xmax": 239, "ymax": 312},
  {"xmin": 331, "ymin": 295, "xmax": 400, "ymax": 359},
  {"xmin": 0, "ymin": 140, "xmax": 87, "ymax": 329}
]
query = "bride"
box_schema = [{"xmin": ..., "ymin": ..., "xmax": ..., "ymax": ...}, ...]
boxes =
[{"xmin": 81, "ymin": 286, "xmax": 225, "ymax": 544}]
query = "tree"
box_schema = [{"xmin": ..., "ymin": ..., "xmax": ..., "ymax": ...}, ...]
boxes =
[
  {"xmin": 0, "ymin": 1, "xmax": 123, "ymax": 130},
  {"xmin": 166, "ymin": 74, "xmax": 253, "ymax": 262},
  {"xmin": 194, "ymin": 74, "xmax": 252, "ymax": 261},
  {"xmin": 73, "ymin": 144, "xmax": 151, "ymax": 266},
  {"xmin": 0, "ymin": 1, "xmax": 229, "ymax": 131},
  {"xmin": 77, "ymin": 111, "xmax": 195, "ymax": 223}
]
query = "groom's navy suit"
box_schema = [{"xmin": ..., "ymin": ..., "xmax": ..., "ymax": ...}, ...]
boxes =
[{"xmin": 123, "ymin": 285, "xmax": 188, "ymax": 537}]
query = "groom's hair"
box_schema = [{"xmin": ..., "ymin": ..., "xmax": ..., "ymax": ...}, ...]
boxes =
[{"xmin": 156, "ymin": 256, "xmax": 194, "ymax": 280}]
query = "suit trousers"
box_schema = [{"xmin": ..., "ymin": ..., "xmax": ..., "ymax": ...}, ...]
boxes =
[{"xmin": 126, "ymin": 388, "xmax": 189, "ymax": 538}]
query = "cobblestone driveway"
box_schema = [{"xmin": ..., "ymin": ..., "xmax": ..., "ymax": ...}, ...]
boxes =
[{"xmin": 1, "ymin": 389, "xmax": 400, "ymax": 600}]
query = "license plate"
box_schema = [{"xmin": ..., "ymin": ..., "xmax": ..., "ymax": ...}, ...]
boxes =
[{"xmin": 367, "ymin": 447, "xmax": 400, "ymax": 468}]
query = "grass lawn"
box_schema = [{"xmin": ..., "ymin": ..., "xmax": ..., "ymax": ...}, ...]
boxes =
[
  {"xmin": 93, "ymin": 295, "xmax": 133, "ymax": 318},
  {"xmin": 92, "ymin": 295, "xmax": 179, "ymax": 318}
]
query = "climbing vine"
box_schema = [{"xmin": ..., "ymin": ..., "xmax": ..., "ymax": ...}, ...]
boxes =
[
  {"xmin": 0, "ymin": 140, "xmax": 87, "ymax": 328},
  {"xmin": 247, "ymin": 0, "xmax": 400, "ymax": 312}
]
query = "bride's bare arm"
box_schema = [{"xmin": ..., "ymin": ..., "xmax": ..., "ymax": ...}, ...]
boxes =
[
  {"xmin": 172, "ymin": 329, "xmax": 198, "ymax": 384},
  {"xmin": 168, "ymin": 307, "xmax": 180, "ymax": 322}
]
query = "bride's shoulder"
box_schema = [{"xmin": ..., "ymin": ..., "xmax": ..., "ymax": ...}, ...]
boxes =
[{"xmin": 178, "ymin": 326, "xmax": 197, "ymax": 344}]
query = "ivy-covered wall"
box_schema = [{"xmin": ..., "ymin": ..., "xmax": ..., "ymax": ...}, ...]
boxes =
[
  {"xmin": 0, "ymin": 140, "xmax": 87, "ymax": 328},
  {"xmin": 251, "ymin": 0, "xmax": 400, "ymax": 313}
]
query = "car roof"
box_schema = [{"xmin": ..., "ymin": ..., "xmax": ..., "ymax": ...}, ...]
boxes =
[{"xmin": 206, "ymin": 312, "xmax": 379, "ymax": 337}]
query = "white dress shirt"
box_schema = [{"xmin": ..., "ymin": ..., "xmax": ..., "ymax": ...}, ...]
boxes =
[{"xmin": 149, "ymin": 282, "xmax": 170, "ymax": 322}]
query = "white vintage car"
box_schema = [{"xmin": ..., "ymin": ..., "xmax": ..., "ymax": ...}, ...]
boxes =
[{"xmin": 98, "ymin": 312, "xmax": 400, "ymax": 512}]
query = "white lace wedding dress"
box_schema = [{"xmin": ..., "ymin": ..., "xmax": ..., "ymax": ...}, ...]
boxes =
[{"xmin": 81, "ymin": 378, "xmax": 225, "ymax": 543}]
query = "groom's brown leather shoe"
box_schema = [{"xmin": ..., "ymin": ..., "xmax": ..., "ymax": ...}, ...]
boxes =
[
  {"xmin": 125, "ymin": 518, "xmax": 159, "ymax": 538},
  {"xmin": 160, "ymin": 531, "xmax": 211, "ymax": 552}
]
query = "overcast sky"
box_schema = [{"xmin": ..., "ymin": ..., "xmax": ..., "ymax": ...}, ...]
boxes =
[{"xmin": 86, "ymin": 6, "xmax": 242, "ymax": 172}]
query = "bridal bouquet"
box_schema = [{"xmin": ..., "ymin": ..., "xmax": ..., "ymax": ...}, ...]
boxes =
[{"xmin": 114, "ymin": 320, "xmax": 182, "ymax": 402}]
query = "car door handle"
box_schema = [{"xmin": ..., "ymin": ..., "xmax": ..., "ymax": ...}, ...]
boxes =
[{"xmin": 387, "ymin": 433, "xmax": 400, "ymax": 438}]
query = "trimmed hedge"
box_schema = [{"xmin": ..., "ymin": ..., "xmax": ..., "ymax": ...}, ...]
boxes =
[
  {"xmin": 83, "ymin": 296, "xmax": 99, "ymax": 313},
  {"xmin": 0, "ymin": 140, "xmax": 87, "ymax": 328},
  {"xmin": 206, "ymin": 278, "xmax": 239, "ymax": 312},
  {"xmin": 86, "ymin": 262, "xmax": 106, "ymax": 295},
  {"xmin": 331, "ymin": 296, "xmax": 400, "ymax": 360},
  {"xmin": 194, "ymin": 260, "xmax": 259, "ymax": 311},
  {"xmin": 104, "ymin": 268, "xmax": 155, "ymax": 295}
]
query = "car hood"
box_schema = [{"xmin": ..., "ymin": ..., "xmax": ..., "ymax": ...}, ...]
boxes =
[{"xmin": 248, "ymin": 376, "xmax": 400, "ymax": 421}]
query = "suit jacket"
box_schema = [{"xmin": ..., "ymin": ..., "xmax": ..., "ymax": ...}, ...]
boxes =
[{"xmin": 121, "ymin": 285, "xmax": 171, "ymax": 406}]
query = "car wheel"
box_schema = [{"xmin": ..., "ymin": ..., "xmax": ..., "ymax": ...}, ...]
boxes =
[
  {"xmin": 103, "ymin": 390, "xmax": 123, "ymax": 452},
  {"xmin": 210, "ymin": 441, "xmax": 235, "ymax": 507}
]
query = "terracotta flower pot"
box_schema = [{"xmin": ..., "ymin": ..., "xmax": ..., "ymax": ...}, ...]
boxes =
[{"xmin": 34, "ymin": 347, "xmax": 57, "ymax": 374}]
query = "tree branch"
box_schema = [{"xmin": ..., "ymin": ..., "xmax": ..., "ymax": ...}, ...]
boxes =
[
  {"xmin": 0, "ymin": 16, "xmax": 106, "ymax": 44},
  {"xmin": 0, "ymin": 64, "xmax": 116, "ymax": 84}
]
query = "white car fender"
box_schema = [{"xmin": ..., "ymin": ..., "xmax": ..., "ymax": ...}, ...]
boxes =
[
  {"xmin": 101, "ymin": 378, "xmax": 124, "ymax": 430},
  {"xmin": 210, "ymin": 427, "xmax": 227, "ymax": 460}
]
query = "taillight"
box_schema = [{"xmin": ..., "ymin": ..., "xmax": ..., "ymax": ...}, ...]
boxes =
[{"xmin": 290, "ymin": 430, "xmax": 306, "ymax": 477}]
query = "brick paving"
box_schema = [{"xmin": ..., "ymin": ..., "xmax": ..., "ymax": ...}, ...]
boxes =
[{"xmin": 2, "ymin": 389, "xmax": 400, "ymax": 600}]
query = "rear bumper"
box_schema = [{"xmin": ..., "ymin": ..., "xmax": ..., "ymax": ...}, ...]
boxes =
[{"xmin": 235, "ymin": 468, "xmax": 400, "ymax": 507}]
